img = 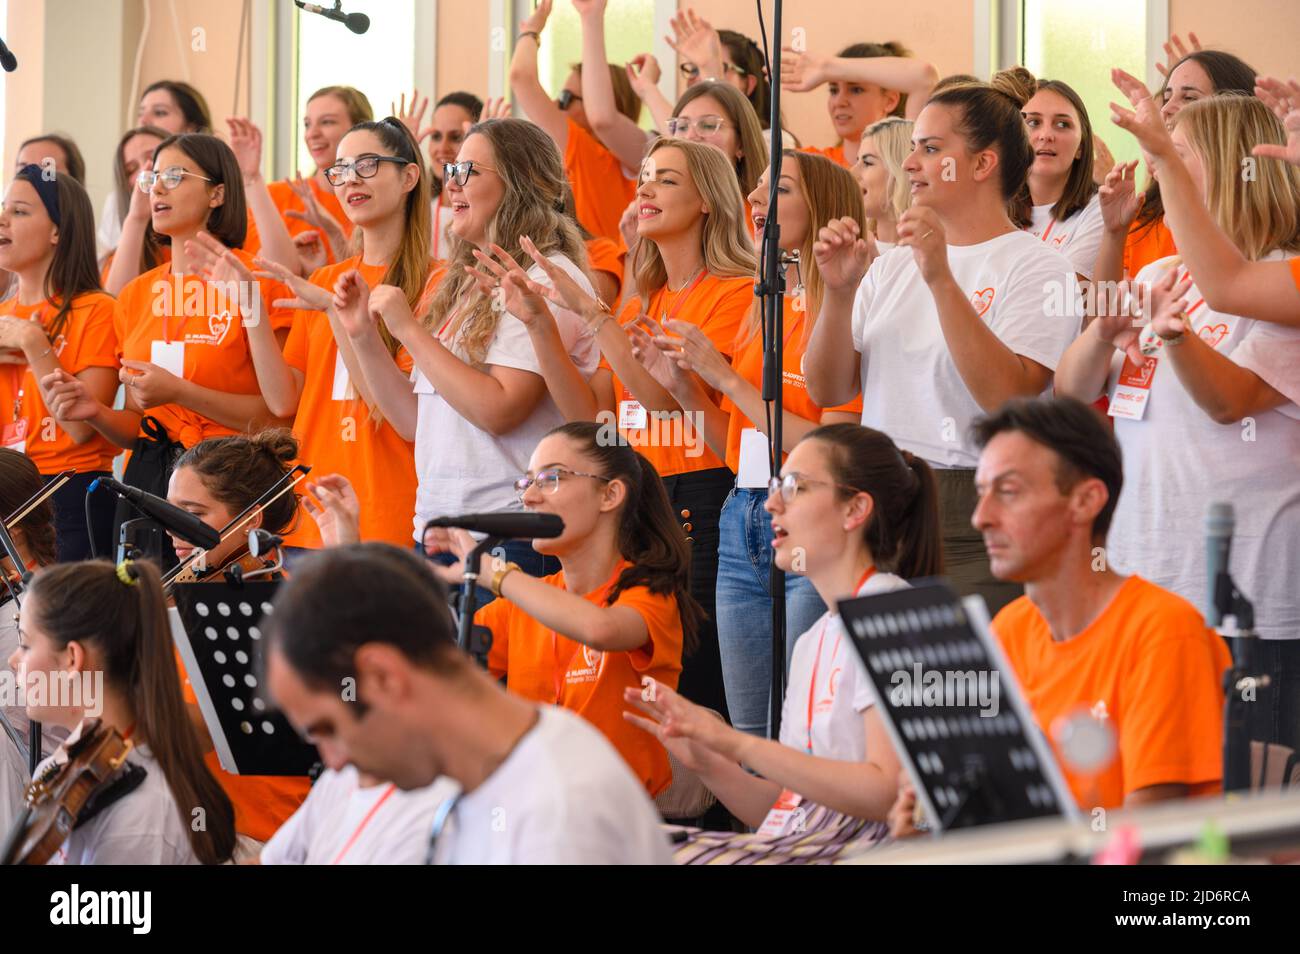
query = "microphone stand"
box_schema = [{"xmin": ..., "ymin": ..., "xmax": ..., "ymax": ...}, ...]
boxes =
[
  {"xmin": 756, "ymin": 0, "xmax": 786, "ymax": 739},
  {"xmin": 0, "ymin": 516, "xmax": 37, "ymax": 774},
  {"xmin": 1217, "ymin": 569, "xmax": 1261, "ymax": 793}
]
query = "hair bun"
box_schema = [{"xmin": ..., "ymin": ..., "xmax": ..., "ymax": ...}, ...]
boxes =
[
  {"xmin": 250, "ymin": 427, "xmax": 300, "ymax": 466},
  {"xmin": 990, "ymin": 66, "xmax": 1038, "ymax": 108}
]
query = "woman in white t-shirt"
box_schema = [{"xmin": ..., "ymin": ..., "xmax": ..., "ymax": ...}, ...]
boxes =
[
  {"xmin": 8, "ymin": 559, "xmax": 236, "ymax": 864},
  {"xmin": 854, "ymin": 116, "xmax": 913, "ymax": 250},
  {"xmin": 337, "ymin": 117, "xmax": 598, "ymax": 578},
  {"xmin": 1056, "ymin": 93, "xmax": 1300, "ymax": 642},
  {"xmin": 627, "ymin": 424, "xmax": 942, "ymax": 860},
  {"xmin": 993, "ymin": 68, "xmax": 1105, "ymax": 282},
  {"xmin": 804, "ymin": 79, "xmax": 1082, "ymax": 615}
]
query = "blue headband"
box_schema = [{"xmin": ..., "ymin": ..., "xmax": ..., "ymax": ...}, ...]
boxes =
[{"xmin": 15, "ymin": 164, "xmax": 61, "ymax": 227}]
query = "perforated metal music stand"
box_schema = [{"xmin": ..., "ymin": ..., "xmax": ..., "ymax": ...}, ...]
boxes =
[
  {"xmin": 840, "ymin": 581, "xmax": 1079, "ymax": 834},
  {"xmin": 169, "ymin": 581, "xmax": 317, "ymax": 776}
]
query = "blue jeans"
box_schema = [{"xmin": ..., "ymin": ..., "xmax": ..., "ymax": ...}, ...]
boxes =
[{"xmin": 715, "ymin": 487, "xmax": 827, "ymax": 738}]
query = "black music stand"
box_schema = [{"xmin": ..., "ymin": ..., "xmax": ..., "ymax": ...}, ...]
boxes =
[
  {"xmin": 840, "ymin": 581, "xmax": 1079, "ymax": 833},
  {"xmin": 169, "ymin": 580, "xmax": 317, "ymax": 776}
]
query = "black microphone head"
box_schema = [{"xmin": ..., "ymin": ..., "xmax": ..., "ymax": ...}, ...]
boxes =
[
  {"xmin": 345, "ymin": 12, "xmax": 370, "ymax": 33},
  {"xmin": 0, "ymin": 51, "xmax": 16, "ymax": 73}
]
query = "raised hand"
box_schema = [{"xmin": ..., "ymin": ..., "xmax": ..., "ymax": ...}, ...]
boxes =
[
  {"xmin": 518, "ymin": 235, "xmax": 603, "ymax": 320},
  {"xmin": 1155, "ymin": 31, "xmax": 1202, "ymax": 77},
  {"xmin": 1110, "ymin": 68, "xmax": 1175, "ymax": 160},
  {"xmin": 813, "ymin": 216, "xmax": 873, "ymax": 292},
  {"xmin": 303, "ymin": 474, "xmax": 362, "ymax": 548},
  {"xmin": 1091, "ymin": 135, "xmax": 1116, "ymax": 187},
  {"xmin": 779, "ymin": 45, "xmax": 831, "ymax": 92},
  {"xmin": 665, "ymin": 8, "xmax": 725, "ymax": 80},
  {"xmin": 331, "ymin": 269, "xmax": 376, "ymax": 338},
  {"xmin": 626, "ymin": 53, "xmax": 662, "ymax": 98},
  {"xmin": 392, "ymin": 88, "xmax": 433, "ymax": 144},
  {"xmin": 618, "ymin": 198, "xmax": 640, "ymax": 253},
  {"xmin": 1092, "ymin": 278, "xmax": 1152, "ymax": 366},
  {"xmin": 622, "ymin": 679, "xmax": 734, "ymax": 775},
  {"xmin": 519, "ymin": 0, "xmax": 552, "ymax": 35},
  {"xmin": 465, "ymin": 243, "xmax": 555, "ymax": 329},
  {"xmin": 656, "ymin": 317, "xmax": 735, "ymax": 392},
  {"xmin": 1098, "ymin": 160, "xmax": 1142, "ymax": 234},
  {"xmin": 1146, "ymin": 264, "xmax": 1195, "ymax": 342},
  {"xmin": 294, "ymin": 230, "xmax": 328, "ymax": 275},
  {"xmin": 187, "ymin": 230, "xmax": 255, "ymax": 286},
  {"xmin": 120, "ymin": 360, "xmax": 182, "ymax": 409},
  {"xmin": 1253, "ymin": 76, "xmax": 1300, "ymax": 167},
  {"xmin": 225, "ymin": 117, "xmax": 265, "ymax": 182},
  {"xmin": 253, "ymin": 255, "xmax": 332, "ymax": 312},
  {"xmin": 628, "ymin": 317, "xmax": 681, "ymax": 391},
  {"xmin": 571, "ymin": 0, "xmax": 608, "ymax": 20},
  {"xmin": 285, "ymin": 174, "xmax": 349, "ymax": 262},
  {"xmin": 367, "ymin": 284, "xmax": 420, "ymax": 343}
]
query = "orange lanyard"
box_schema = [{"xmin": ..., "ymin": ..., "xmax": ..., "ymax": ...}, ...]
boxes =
[
  {"xmin": 1038, "ymin": 218, "xmax": 1056, "ymax": 244},
  {"xmin": 330, "ymin": 783, "xmax": 397, "ymax": 864},
  {"xmin": 804, "ymin": 566, "xmax": 875, "ymax": 753},
  {"xmin": 1174, "ymin": 267, "xmax": 1206, "ymax": 319}
]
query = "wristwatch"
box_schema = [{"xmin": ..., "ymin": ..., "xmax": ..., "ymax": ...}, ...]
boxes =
[{"xmin": 490, "ymin": 561, "xmax": 521, "ymax": 597}]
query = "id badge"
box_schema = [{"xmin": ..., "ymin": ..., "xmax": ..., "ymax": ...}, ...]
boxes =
[
  {"xmin": 619, "ymin": 399, "xmax": 647, "ymax": 431},
  {"xmin": 151, "ymin": 340, "xmax": 186, "ymax": 378},
  {"xmin": 736, "ymin": 427, "xmax": 771, "ymax": 488},
  {"xmin": 1108, "ymin": 355, "xmax": 1157, "ymax": 421},
  {"xmin": 756, "ymin": 789, "xmax": 806, "ymax": 838},
  {"xmin": 2, "ymin": 418, "xmax": 28, "ymax": 454}
]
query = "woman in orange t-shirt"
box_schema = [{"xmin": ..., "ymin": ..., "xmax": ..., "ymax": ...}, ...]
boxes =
[
  {"xmin": 0, "ymin": 166, "xmax": 121, "ymax": 560},
  {"xmin": 163, "ymin": 429, "xmax": 311, "ymax": 845},
  {"xmin": 44, "ymin": 135, "xmax": 293, "ymax": 541},
  {"xmin": 191, "ymin": 117, "xmax": 434, "ymax": 552},
  {"xmin": 642, "ymin": 151, "xmax": 869, "ymax": 738},
  {"xmin": 507, "ymin": 0, "xmax": 640, "ymax": 243},
  {"xmin": 437, "ymin": 421, "xmax": 700, "ymax": 797}
]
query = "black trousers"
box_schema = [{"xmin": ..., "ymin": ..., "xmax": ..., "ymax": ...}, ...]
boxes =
[
  {"xmin": 661, "ymin": 466, "xmax": 734, "ymax": 722},
  {"xmin": 49, "ymin": 471, "xmax": 115, "ymax": 563}
]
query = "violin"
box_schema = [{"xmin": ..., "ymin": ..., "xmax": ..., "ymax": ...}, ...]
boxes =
[{"xmin": 0, "ymin": 718, "xmax": 142, "ymax": 866}]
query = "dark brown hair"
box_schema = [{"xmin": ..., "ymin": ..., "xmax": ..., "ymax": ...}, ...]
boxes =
[
  {"xmin": 553, "ymin": 421, "xmax": 704, "ymax": 654},
  {"xmin": 174, "ymin": 429, "xmax": 300, "ymax": 535},
  {"xmin": 142, "ymin": 80, "xmax": 212, "ymax": 133},
  {"xmin": 152, "ymin": 133, "xmax": 248, "ymax": 248},
  {"xmin": 13, "ymin": 166, "xmax": 104, "ymax": 345},
  {"xmin": 28, "ymin": 559, "xmax": 236, "ymax": 863},
  {"xmin": 110, "ymin": 125, "xmax": 169, "ymax": 273},
  {"xmin": 928, "ymin": 78, "xmax": 1035, "ymax": 204},
  {"xmin": 17, "ymin": 134, "xmax": 86, "ymax": 185},
  {"xmin": 971, "ymin": 396, "xmax": 1123, "ymax": 541},
  {"xmin": 0, "ymin": 449, "xmax": 55, "ymax": 568},
  {"xmin": 1136, "ymin": 49, "xmax": 1258, "ymax": 231},
  {"xmin": 806, "ymin": 424, "xmax": 943, "ymax": 579},
  {"xmin": 838, "ymin": 41, "xmax": 913, "ymax": 117},
  {"xmin": 719, "ymin": 29, "xmax": 772, "ymax": 128}
]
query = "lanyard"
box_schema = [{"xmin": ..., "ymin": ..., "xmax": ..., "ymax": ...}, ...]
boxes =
[
  {"xmin": 162, "ymin": 272, "xmax": 192, "ymax": 344},
  {"xmin": 1038, "ymin": 218, "xmax": 1056, "ymax": 245},
  {"xmin": 1173, "ymin": 267, "xmax": 1206, "ymax": 319},
  {"xmin": 653, "ymin": 268, "xmax": 708, "ymax": 327},
  {"xmin": 424, "ymin": 791, "xmax": 461, "ymax": 865},
  {"xmin": 804, "ymin": 566, "xmax": 875, "ymax": 754},
  {"xmin": 330, "ymin": 782, "xmax": 397, "ymax": 864}
]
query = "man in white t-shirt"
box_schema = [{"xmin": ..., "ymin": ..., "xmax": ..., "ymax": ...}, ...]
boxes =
[{"xmin": 264, "ymin": 543, "xmax": 672, "ymax": 865}]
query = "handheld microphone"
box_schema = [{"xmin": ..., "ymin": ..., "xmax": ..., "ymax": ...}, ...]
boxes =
[
  {"xmin": 294, "ymin": 1, "xmax": 370, "ymax": 35},
  {"xmin": 1205, "ymin": 501, "xmax": 1234, "ymax": 627},
  {"xmin": 424, "ymin": 512, "xmax": 564, "ymax": 540},
  {"xmin": 90, "ymin": 477, "xmax": 221, "ymax": 550},
  {"xmin": 0, "ymin": 38, "xmax": 17, "ymax": 73}
]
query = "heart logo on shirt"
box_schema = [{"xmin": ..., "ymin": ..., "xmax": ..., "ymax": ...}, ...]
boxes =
[
  {"xmin": 1198, "ymin": 323, "xmax": 1229, "ymax": 349},
  {"xmin": 1051, "ymin": 234, "xmax": 1067, "ymax": 248},
  {"xmin": 971, "ymin": 287, "xmax": 995, "ymax": 318},
  {"xmin": 207, "ymin": 311, "xmax": 233, "ymax": 344}
]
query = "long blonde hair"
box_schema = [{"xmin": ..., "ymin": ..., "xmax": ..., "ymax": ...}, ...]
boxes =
[
  {"xmin": 426, "ymin": 118, "xmax": 586, "ymax": 365},
  {"xmin": 630, "ymin": 138, "xmax": 757, "ymax": 305},
  {"xmin": 1175, "ymin": 94, "xmax": 1300, "ymax": 260},
  {"xmin": 740, "ymin": 151, "xmax": 866, "ymax": 345},
  {"xmin": 860, "ymin": 116, "xmax": 913, "ymax": 232}
]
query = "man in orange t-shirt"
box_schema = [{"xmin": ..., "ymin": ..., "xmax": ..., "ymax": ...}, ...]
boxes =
[{"xmin": 969, "ymin": 396, "xmax": 1230, "ymax": 812}]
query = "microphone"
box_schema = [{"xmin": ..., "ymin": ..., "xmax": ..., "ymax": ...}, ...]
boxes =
[
  {"xmin": 424, "ymin": 512, "xmax": 564, "ymax": 540},
  {"xmin": 1205, "ymin": 501, "xmax": 1234, "ymax": 628},
  {"xmin": 0, "ymin": 38, "xmax": 17, "ymax": 73},
  {"xmin": 90, "ymin": 477, "xmax": 221, "ymax": 550},
  {"xmin": 294, "ymin": 1, "xmax": 370, "ymax": 35}
]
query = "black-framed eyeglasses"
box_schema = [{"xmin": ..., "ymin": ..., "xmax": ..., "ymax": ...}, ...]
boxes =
[
  {"xmin": 679, "ymin": 62, "xmax": 749, "ymax": 80},
  {"xmin": 514, "ymin": 467, "xmax": 612, "ymax": 501},
  {"xmin": 324, "ymin": 155, "xmax": 409, "ymax": 187},
  {"xmin": 666, "ymin": 115, "xmax": 732, "ymax": 137},
  {"xmin": 442, "ymin": 160, "xmax": 499, "ymax": 187},
  {"xmin": 557, "ymin": 89, "xmax": 583, "ymax": 111},
  {"xmin": 136, "ymin": 165, "xmax": 214, "ymax": 193},
  {"xmin": 767, "ymin": 472, "xmax": 866, "ymax": 504}
]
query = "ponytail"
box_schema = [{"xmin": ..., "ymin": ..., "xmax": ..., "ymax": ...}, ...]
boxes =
[
  {"xmin": 807, "ymin": 424, "xmax": 944, "ymax": 579},
  {"xmin": 548, "ymin": 422, "xmax": 704, "ymax": 655},
  {"xmin": 28, "ymin": 560, "xmax": 237, "ymax": 864}
]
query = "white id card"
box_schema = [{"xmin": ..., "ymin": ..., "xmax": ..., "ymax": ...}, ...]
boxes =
[
  {"xmin": 332, "ymin": 350, "xmax": 356, "ymax": 401},
  {"xmin": 756, "ymin": 789, "xmax": 806, "ymax": 838},
  {"xmin": 150, "ymin": 340, "xmax": 186, "ymax": 378},
  {"xmin": 619, "ymin": 399, "xmax": 647, "ymax": 431},
  {"xmin": 736, "ymin": 427, "xmax": 771, "ymax": 488}
]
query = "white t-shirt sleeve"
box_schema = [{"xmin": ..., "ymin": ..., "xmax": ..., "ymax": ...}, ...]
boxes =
[
  {"xmin": 849, "ymin": 254, "xmax": 885, "ymax": 350},
  {"xmin": 1229, "ymin": 319, "xmax": 1300, "ymax": 419},
  {"xmin": 988, "ymin": 248, "xmax": 1082, "ymax": 372},
  {"xmin": 481, "ymin": 257, "xmax": 599, "ymax": 377},
  {"xmin": 1061, "ymin": 197, "xmax": 1106, "ymax": 281},
  {"xmin": 849, "ymin": 652, "xmax": 876, "ymax": 713}
]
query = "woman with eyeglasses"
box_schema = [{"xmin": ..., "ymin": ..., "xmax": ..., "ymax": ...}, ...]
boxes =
[
  {"xmin": 97, "ymin": 126, "xmax": 170, "ymax": 286},
  {"xmin": 187, "ymin": 117, "xmax": 436, "ymax": 553},
  {"xmin": 94, "ymin": 81, "xmax": 212, "ymax": 260},
  {"xmin": 855, "ymin": 117, "xmax": 914, "ymax": 249},
  {"xmin": 632, "ymin": 152, "xmax": 866, "ymax": 739},
  {"xmin": 42, "ymin": 134, "xmax": 294, "ymax": 485},
  {"xmin": 782, "ymin": 41, "xmax": 936, "ymax": 169},
  {"xmin": 331, "ymin": 118, "xmax": 598, "ymax": 578},
  {"xmin": 508, "ymin": 0, "xmax": 642, "ymax": 245},
  {"xmin": 429, "ymin": 420, "xmax": 699, "ymax": 797},
  {"xmin": 0, "ymin": 167, "xmax": 120, "ymax": 561},
  {"xmin": 1094, "ymin": 48, "xmax": 1257, "ymax": 284},
  {"xmin": 424, "ymin": 91, "xmax": 482, "ymax": 263},
  {"xmin": 803, "ymin": 80, "xmax": 1082, "ymax": 616},
  {"xmin": 625, "ymin": 424, "xmax": 940, "ymax": 860}
]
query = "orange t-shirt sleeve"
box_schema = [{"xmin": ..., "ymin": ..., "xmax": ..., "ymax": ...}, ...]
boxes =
[
  {"xmin": 61, "ymin": 297, "xmax": 120, "ymax": 375},
  {"xmin": 564, "ymin": 117, "xmax": 635, "ymax": 243},
  {"xmin": 475, "ymin": 597, "xmax": 511, "ymax": 681},
  {"xmin": 701, "ymin": 281, "xmax": 755, "ymax": 358},
  {"xmin": 262, "ymin": 276, "xmax": 296, "ymax": 332},
  {"xmin": 1117, "ymin": 612, "xmax": 1230, "ymax": 796},
  {"xmin": 282, "ymin": 310, "xmax": 310, "ymax": 372},
  {"xmin": 825, "ymin": 393, "xmax": 864, "ymax": 416},
  {"xmin": 610, "ymin": 585, "xmax": 684, "ymax": 676},
  {"xmin": 1290, "ymin": 256, "xmax": 1300, "ymax": 293}
]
